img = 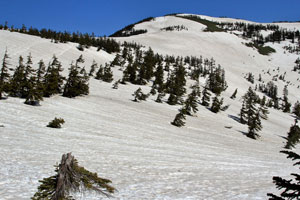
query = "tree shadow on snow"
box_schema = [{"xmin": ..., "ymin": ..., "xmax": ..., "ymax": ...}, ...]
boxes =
[
  {"xmin": 238, "ymin": 130, "xmax": 248, "ymax": 136},
  {"xmin": 228, "ymin": 114, "xmax": 241, "ymax": 123}
]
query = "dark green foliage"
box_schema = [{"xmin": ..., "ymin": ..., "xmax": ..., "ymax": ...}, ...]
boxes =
[
  {"xmin": 242, "ymin": 87, "xmax": 262, "ymax": 139},
  {"xmin": 24, "ymin": 75, "xmax": 43, "ymax": 106},
  {"xmin": 240, "ymin": 102, "xmax": 247, "ymax": 124},
  {"xmin": 246, "ymin": 72, "xmax": 255, "ymax": 84},
  {"xmin": 201, "ymin": 88, "xmax": 211, "ymax": 106},
  {"xmin": 63, "ymin": 56, "xmax": 89, "ymax": 98},
  {"xmin": 31, "ymin": 153, "xmax": 115, "ymax": 200},
  {"xmin": 230, "ymin": 88, "xmax": 238, "ymax": 99},
  {"xmin": 47, "ymin": 117, "xmax": 65, "ymax": 128},
  {"xmin": 282, "ymin": 85, "xmax": 291, "ymax": 113},
  {"xmin": 110, "ymin": 17, "xmax": 153, "ymax": 37},
  {"xmin": 178, "ymin": 15, "xmax": 224, "ymax": 32},
  {"xmin": 211, "ymin": 95, "xmax": 224, "ymax": 113},
  {"xmin": 102, "ymin": 64, "xmax": 114, "ymax": 83},
  {"xmin": 284, "ymin": 120, "xmax": 300, "ymax": 149},
  {"xmin": 9, "ymin": 56, "xmax": 26, "ymax": 97},
  {"xmin": 182, "ymin": 89, "xmax": 199, "ymax": 116},
  {"xmin": 247, "ymin": 110, "xmax": 262, "ymax": 139},
  {"xmin": 245, "ymin": 42, "xmax": 276, "ymax": 55},
  {"xmin": 206, "ymin": 65, "xmax": 227, "ymax": 95},
  {"xmin": 132, "ymin": 87, "xmax": 149, "ymax": 102},
  {"xmin": 258, "ymin": 105, "xmax": 269, "ymax": 120},
  {"xmin": 43, "ymin": 56, "xmax": 65, "ymax": 97},
  {"xmin": 0, "ymin": 49, "xmax": 10, "ymax": 99},
  {"xmin": 95, "ymin": 64, "xmax": 104, "ymax": 80},
  {"xmin": 89, "ymin": 60, "xmax": 98, "ymax": 77},
  {"xmin": 293, "ymin": 101, "xmax": 300, "ymax": 118},
  {"xmin": 171, "ymin": 110, "xmax": 186, "ymax": 127},
  {"xmin": 1, "ymin": 23, "xmax": 120, "ymax": 53},
  {"xmin": 166, "ymin": 62, "xmax": 186, "ymax": 105},
  {"xmin": 267, "ymin": 150, "xmax": 300, "ymax": 199}
]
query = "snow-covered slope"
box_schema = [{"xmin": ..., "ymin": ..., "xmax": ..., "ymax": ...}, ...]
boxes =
[
  {"xmin": 0, "ymin": 14, "xmax": 300, "ymax": 200},
  {"xmin": 115, "ymin": 15, "xmax": 300, "ymax": 101}
]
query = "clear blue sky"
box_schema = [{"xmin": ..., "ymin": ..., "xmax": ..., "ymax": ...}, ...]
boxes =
[{"xmin": 0, "ymin": 0, "xmax": 299, "ymax": 36}]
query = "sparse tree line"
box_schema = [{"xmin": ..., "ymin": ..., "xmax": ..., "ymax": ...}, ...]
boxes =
[
  {"xmin": 219, "ymin": 21, "xmax": 300, "ymax": 46},
  {"xmin": 160, "ymin": 25, "xmax": 188, "ymax": 32},
  {"xmin": 0, "ymin": 51, "xmax": 91, "ymax": 104},
  {"xmin": 0, "ymin": 22, "xmax": 120, "ymax": 53}
]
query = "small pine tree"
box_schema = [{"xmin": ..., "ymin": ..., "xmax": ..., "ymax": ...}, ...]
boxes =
[
  {"xmin": 240, "ymin": 102, "xmax": 247, "ymax": 124},
  {"xmin": 31, "ymin": 153, "xmax": 115, "ymax": 200},
  {"xmin": 211, "ymin": 95, "xmax": 223, "ymax": 113},
  {"xmin": 95, "ymin": 64, "xmax": 104, "ymax": 80},
  {"xmin": 132, "ymin": 87, "xmax": 149, "ymax": 102},
  {"xmin": 201, "ymin": 87, "xmax": 210, "ymax": 106},
  {"xmin": 9, "ymin": 56, "xmax": 25, "ymax": 97},
  {"xmin": 183, "ymin": 90, "xmax": 199, "ymax": 116},
  {"xmin": 24, "ymin": 76, "xmax": 43, "ymax": 106},
  {"xmin": 284, "ymin": 120, "xmax": 300, "ymax": 149},
  {"xmin": 0, "ymin": 49, "xmax": 10, "ymax": 99},
  {"xmin": 247, "ymin": 110, "xmax": 262, "ymax": 139},
  {"xmin": 102, "ymin": 64, "xmax": 113, "ymax": 83},
  {"xmin": 171, "ymin": 110, "xmax": 186, "ymax": 127},
  {"xmin": 282, "ymin": 85, "xmax": 291, "ymax": 113},
  {"xmin": 267, "ymin": 150, "xmax": 300, "ymax": 199},
  {"xmin": 89, "ymin": 60, "xmax": 98, "ymax": 77},
  {"xmin": 43, "ymin": 56, "xmax": 65, "ymax": 97},
  {"xmin": 293, "ymin": 101, "xmax": 300, "ymax": 118},
  {"xmin": 47, "ymin": 117, "xmax": 65, "ymax": 128}
]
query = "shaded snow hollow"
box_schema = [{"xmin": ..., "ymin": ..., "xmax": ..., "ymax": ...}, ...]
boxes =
[{"xmin": 0, "ymin": 14, "xmax": 300, "ymax": 199}]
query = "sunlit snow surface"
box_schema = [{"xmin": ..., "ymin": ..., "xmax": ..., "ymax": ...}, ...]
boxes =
[{"xmin": 0, "ymin": 15, "xmax": 300, "ymax": 199}]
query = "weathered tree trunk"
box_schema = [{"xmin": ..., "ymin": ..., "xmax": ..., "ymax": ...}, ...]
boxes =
[{"xmin": 53, "ymin": 153, "xmax": 76, "ymax": 200}]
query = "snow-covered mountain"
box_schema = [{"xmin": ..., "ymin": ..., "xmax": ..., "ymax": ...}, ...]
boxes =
[{"xmin": 0, "ymin": 14, "xmax": 300, "ymax": 200}]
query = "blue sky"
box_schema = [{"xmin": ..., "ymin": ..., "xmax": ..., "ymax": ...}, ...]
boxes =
[{"xmin": 0, "ymin": 0, "xmax": 299, "ymax": 36}]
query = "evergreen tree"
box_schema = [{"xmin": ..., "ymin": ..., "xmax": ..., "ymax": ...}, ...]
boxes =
[
  {"xmin": 166, "ymin": 62, "xmax": 186, "ymax": 105},
  {"xmin": 282, "ymin": 85, "xmax": 291, "ymax": 113},
  {"xmin": 88, "ymin": 60, "xmax": 98, "ymax": 77},
  {"xmin": 242, "ymin": 87, "xmax": 262, "ymax": 139},
  {"xmin": 258, "ymin": 105, "xmax": 269, "ymax": 120},
  {"xmin": 201, "ymin": 87, "xmax": 211, "ymax": 106},
  {"xmin": 153, "ymin": 61, "xmax": 164, "ymax": 92},
  {"xmin": 132, "ymin": 87, "xmax": 149, "ymax": 102},
  {"xmin": 211, "ymin": 95, "xmax": 223, "ymax": 113},
  {"xmin": 24, "ymin": 75, "xmax": 43, "ymax": 106},
  {"xmin": 102, "ymin": 64, "xmax": 113, "ymax": 83},
  {"xmin": 43, "ymin": 56, "xmax": 64, "ymax": 97},
  {"xmin": 240, "ymin": 101, "xmax": 247, "ymax": 124},
  {"xmin": 95, "ymin": 64, "xmax": 104, "ymax": 80},
  {"xmin": 247, "ymin": 110, "xmax": 262, "ymax": 139},
  {"xmin": 143, "ymin": 47, "xmax": 156, "ymax": 81},
  {"xmin": 230, "ymin": 88, "xmax": 238, "ymax": 99},
  {"xmin": 267, "ymin": 150, "xmax": 300, "ymax": 199},
  {"xmin": 206, "ymin": 65, "xmax": 228, "ymax": 95},
  {"xmin": 284, "ymin": 120, "xmax": 300, "ymax": 149},
  {"xmin": 171, "ymin": 109, "xmax": 186, "ymax": 127},
  {"xmin": 9, "ymin": 56, "xmax": 25, "ymax": 97},
  {"xmin": 0, "ymin": 49, "xmax": 10, "ymax": 99},
  {"xmin": 63, "ymin": 56, "xmax": 89, "ymax": 98},
  {"xmin": 293, "ymin": 101, "xmax": 300, "ymax": 118},
  {"xmin": 183, "ymin": 89, "xmax": 199, "ymax": 116}
]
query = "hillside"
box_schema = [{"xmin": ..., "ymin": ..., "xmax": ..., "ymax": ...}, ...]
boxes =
[{"xmin": 0, "ymin": 14, "xmax": 300, "ymax": 200}]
